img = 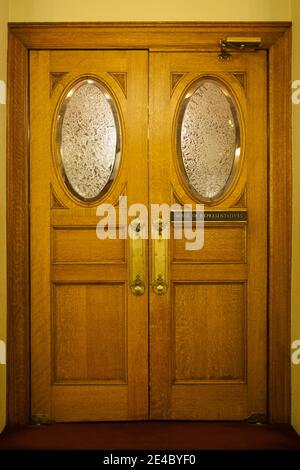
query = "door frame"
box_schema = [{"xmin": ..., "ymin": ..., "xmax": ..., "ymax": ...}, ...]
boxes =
[{"xmin": 6, "ymin": 22, "xmax": 292, "ymax": 424}]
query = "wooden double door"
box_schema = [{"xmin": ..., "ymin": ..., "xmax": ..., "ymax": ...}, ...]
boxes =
[{"xmin": 30, "ymin": 49, "xmax": 267, "ymax": 422}]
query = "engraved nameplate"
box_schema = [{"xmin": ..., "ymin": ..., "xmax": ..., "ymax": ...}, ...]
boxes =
[{"xmin": 171, "ymin": 211, "xmax": 247, "ymax": 223}]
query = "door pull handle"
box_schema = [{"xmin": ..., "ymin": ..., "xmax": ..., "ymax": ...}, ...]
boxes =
[{"xmin": 152, "ymin": 218, "xmax": 168, "ymax": 295}]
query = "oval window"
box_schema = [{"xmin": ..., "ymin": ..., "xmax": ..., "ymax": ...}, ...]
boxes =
[
  {"xmin": 56, "ymin": 79, "xmax": 121, "ymax": 201},
  {"xmin": 177, "ymin": 78, "xmax": 241, "ymax": 203}
]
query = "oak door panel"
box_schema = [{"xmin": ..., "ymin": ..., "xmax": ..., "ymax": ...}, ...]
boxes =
[
  {"xmin": 149, "ymin": 51, "xmax": 267, "ymax": 420},
  {"xmin": 52, "ymin": 227, "xmax": 126, "ymax": 264},
  {"xmin": 52, "ymin": 283, "xmax": 127, "ymax": 383},
  {"xmin": 172, "ymin": 282, "xmax": 246, "ymax": 383},
  {"xmin": 30, "ymin": 50, "xmax": 149, "ymax": 421},
  {"xmin": 172, "ymin": 224, "xmax": 246, "ymax": 263}
]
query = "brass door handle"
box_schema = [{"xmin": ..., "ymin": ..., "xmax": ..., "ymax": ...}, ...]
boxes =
[
  {"xmin": 129, "ymin": 219, "xmax": 146, "ymax": 296},
  {"xmin": 152, "ymin": 218, "xmax": 168, "ymax": 295}
]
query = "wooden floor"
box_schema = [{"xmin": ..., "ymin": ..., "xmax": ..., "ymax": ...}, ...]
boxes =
[{"xmin": 0, "ymin": 423, "xmax": 300, "ymax": 450}]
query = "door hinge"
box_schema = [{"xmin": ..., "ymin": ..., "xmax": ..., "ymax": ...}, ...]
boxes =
[
  {"xmin": 245, "ymin": 412, "xmax": 267, "ymax": 425},
  {"xmin": 31, "ymin": 413, "xmax": 53, "ymax": 426}
]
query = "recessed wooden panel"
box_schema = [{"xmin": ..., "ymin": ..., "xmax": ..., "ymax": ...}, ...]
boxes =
[
  {"xmin": 52, "ymin": 283, "xmax": 127, "ymax": 383},
  {"xmin": 172, "ymin": 225, "xmax": 246, "ymax": 263},
  {"xmin": 173, "ymin": 282, "xmax": 246, "ymax": 383},
  {"xmin": 52, "ymin": 227, "xmax": 125, "ymax": 264}
]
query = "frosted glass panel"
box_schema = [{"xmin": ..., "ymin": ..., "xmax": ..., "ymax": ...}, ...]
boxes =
[
  {"xmin": 178, "ymin": 79, "xmax": 240, "ymax": 202},
  {"xmin": 57, "ymin": 79, "xmax": 120, "ymax": 201}
]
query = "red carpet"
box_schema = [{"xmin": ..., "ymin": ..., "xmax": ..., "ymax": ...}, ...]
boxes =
[{"xmin": 0, "ymin": 422, "xmax": 300, "ymax": 450}]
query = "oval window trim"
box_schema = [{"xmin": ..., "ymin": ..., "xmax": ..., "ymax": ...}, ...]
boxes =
[
  {"xmin": 176, "ymin": 77, "xmax": 242, "ymax": 204},
  {"xmin": 55, "ymin": 78, "xmax": 121, "ymax": 203}
]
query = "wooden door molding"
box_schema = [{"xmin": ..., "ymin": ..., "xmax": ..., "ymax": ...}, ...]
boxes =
[{"xmin": 7, "ymin": 22, "xmax": 291, "ymax": 424}]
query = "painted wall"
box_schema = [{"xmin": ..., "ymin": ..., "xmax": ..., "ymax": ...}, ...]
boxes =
[
  {"xmin": 1, "ymin": 0, "xmax": 298, "ymax": 434},
  {"xmin": 291, "ymin": 0, "xmax": 300, "ymax": 435},
  {"xmin": 8, "ymin": 0, "xmax": 291, "ymax": 22},
  {"xmin": 0, "ymin": 0, "xmax": 9, "ymax": 434}
]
